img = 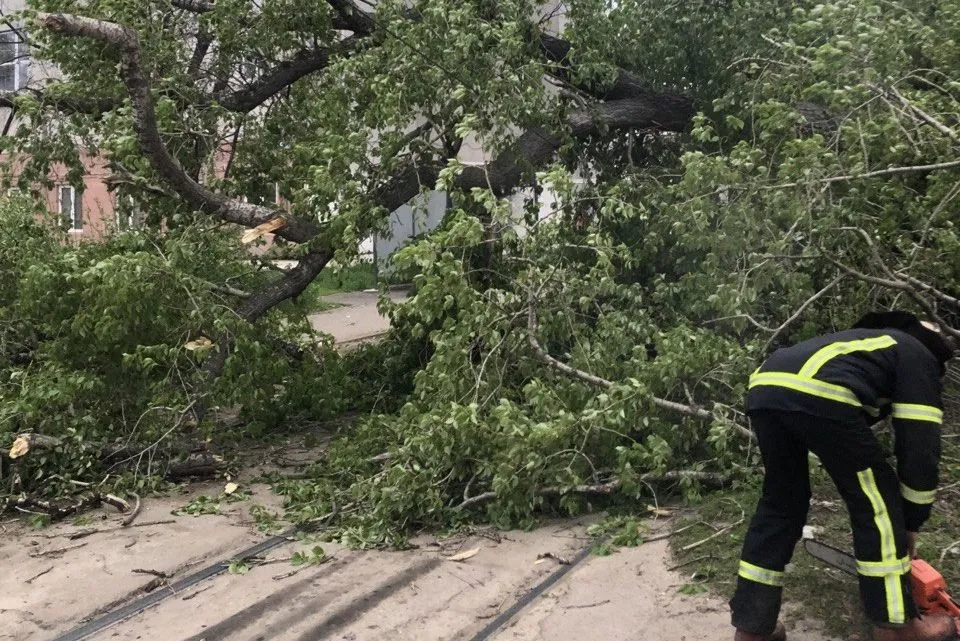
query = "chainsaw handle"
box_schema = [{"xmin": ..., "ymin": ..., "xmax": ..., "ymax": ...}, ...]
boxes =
[{"xmin": 931, "ymin": 589, "xmax": 960, "ymax": 618}]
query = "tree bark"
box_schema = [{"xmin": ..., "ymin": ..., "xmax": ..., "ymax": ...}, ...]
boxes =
[
  {"xmin": 215, "ymin": 38, "xmax": 359, "ymax": 112},
  {"xmin": 40, "ymin": 12, "xmax": 320, "ymax": 243}
]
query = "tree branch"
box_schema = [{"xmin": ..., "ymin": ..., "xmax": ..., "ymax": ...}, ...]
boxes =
[
  {"xmin": 823, "ymin": 252, "xmax": 960, "ymax": 342},
  {"xmin": 526, "ymin": 300, "xmax": 715, "ymax": 422},
  {"xmin": 537, "ymin": 32, "xmax": 694, "ymax": 106},
  {"xmin": 326, "ymin": 0, "xmax": 377, "ymax": 35},
  {"xmin": 371, "ymin": 95, "xmax": 695, "ymax": 215},
  {"xmin": 216, "ymin": 38, "xmax": 358, "ymax": 113},
  {"xmin": 187, "ymin": 26, "xmax": 213, "ymax": 79},
  {"xmin": 456, "ymin": 472, "xmax": 731, "ymax": 511},
  {"xmin": 873, "ymin": 83, "xmax": 960, "ymax": 144},
  {"xmin": 0, "ymin": 87, "xmax": 117, "ymax": 115},
  {"xmin": 39, "ymin": 12, "xmax": 319, "ymax": 242},
  {"xmin": 170, "ymin": 0, "xmax": 215, "ymax": 12},
  {"xmin": 762, "ymin": 159, "xmax": 960, "ymax": 190},
  {"xmin": 765, "ymin": 274, "xmax": 846, "ymax": 352}
]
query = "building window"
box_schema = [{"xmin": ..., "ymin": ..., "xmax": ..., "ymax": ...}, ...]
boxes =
[
  {"xmin": 116, "ymin": 196, "xmax": 140, "ymax": 231},
  {"xmin": 0, "ymin": 29, "xmax": 28, "ymax": 92},
  {"xmin": 59, "ymin": 186, "xmax": 82, "ymax": 232}
]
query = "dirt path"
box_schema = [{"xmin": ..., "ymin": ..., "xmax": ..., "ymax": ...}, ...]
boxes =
[
  {"xmin": 308, "ymin": 289, "xmax": 408, "ymax": 345},
  {"xmin": 2, "ymin": 498, "xmax": 833, "ymax": 641}
]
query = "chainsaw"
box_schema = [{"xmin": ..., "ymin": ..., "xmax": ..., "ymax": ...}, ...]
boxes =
[{"xmin": 804, "ymin": 538, "xmax": 960, "ymax": 634}]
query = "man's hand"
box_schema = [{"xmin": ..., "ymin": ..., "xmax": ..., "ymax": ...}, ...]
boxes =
[{"xmin": 907, "ymin": 531, "xmax": 918, "ymax": 559}]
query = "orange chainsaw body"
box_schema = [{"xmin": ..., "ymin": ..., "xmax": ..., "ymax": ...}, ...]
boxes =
[{"xmin": 910, "ymin": 559, "xmax": 960, "ymax": 633}]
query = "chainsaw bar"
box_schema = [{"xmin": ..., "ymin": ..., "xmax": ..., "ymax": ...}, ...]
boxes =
[{"xmin": 803, "ymin": 538, "xmax": 858, "ymax": 577}]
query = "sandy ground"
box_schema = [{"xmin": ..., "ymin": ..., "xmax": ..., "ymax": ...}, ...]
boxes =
[
  {"xmin": 2, "ymin": 495, "xmax": 834, "ymax": 641},
  {"xmin": 308, "ymin": 289, "xmax": 408, "ymax": 345}
]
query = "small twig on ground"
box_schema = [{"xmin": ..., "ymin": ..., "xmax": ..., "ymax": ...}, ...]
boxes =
[
  {"xmin": 182, "ymin": 585, "xmax": 214, "ymax": 600},
  {"xmin": 563, "ymin": 599, "xmax": 611, "ymax": 610},
  {"xmin": 68, "ymin": 528, "xmax": 100, "ymax": 540},
  {"xmin": 272, "ymin": 567, "xmax": 307, "ymax": 581},
  {"xmin": 680, "ymin": 518, "xmax": 745, "ymax": 552},
  {"xmin": 644, "ymin": 521, "xmax": 699, "ymax": 543},
  {"xmin": 940, "ymin": 538, "xmax": 960, "ymax": 563},
  {"xmin": 132, "ymin": 568, "xmax": 172, "ymax": 578},
  {"xmin": 537, "ymin": 552, "xmax": 571, "ymax": 565},
  {"xmin": 122, "ymin": 493, "xmax": 142, "ymax": 526},
  {"xmin": 668, "ymin": 554, "xmax": 713, "ymax": 572},
  {"xmin": 24, "ymin": 566, "xmax": 54, "ymax": 584},
  {"xmin": 130, "ymin": 519, "xmax": 176, "ymax": 528},
  {"xmin": 29, "ymin": 542, "xmax": 88, "ymax": 558}
]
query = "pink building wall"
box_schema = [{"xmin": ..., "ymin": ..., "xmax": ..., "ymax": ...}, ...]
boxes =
[{"xmin": 3, "ymin": 150, "xmax": 117, "ymax": 240}]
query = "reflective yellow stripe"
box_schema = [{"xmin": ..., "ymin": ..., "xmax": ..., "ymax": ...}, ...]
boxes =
[
  {"xmin": 798, "ymin": 336, "xmax": 898, "ymax": 377},
  {"xmin": 858, "ymin": 468, "xmax": 906, "ymax": 623},
  {"xmin": 900, "ymin": 483, "xmax": 936, "ymax": 505},
  {"xmin": 857, "ymin": 556, "xmax": 912, "ymax": 577},
  {"xmin": 749, "ymin": 372, "xmax": 863, "ymax": 407},
  {"xmin": 738, "ymin": 560, "xmax": 785, "ymax": 587},
  {"xmin": 892, "ymin": 403, "xmax": 943, "ymax": 424}
]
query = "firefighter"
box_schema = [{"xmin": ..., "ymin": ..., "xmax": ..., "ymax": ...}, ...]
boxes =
[{"xmin": 729, "ymin": 311, "xmax": 957, "ymax": 641}]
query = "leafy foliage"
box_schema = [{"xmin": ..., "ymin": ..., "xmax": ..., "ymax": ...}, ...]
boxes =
[
  {"xmin": 0, "ymin": 199, "xmax": 367, "ymax": 497},
  {"xmin": 1, "ymin": 0, "xmax": 958, "ymax": 553},
  {"xmin": 275, "ymin": 0, "xmax": 960, "ymax": 545}
]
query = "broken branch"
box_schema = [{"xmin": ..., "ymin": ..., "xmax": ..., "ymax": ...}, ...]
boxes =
[
  {"xmin": 527, "ymin": 302, "xmax": 714, "ymax": 421},
  {"xmin": 456, "ymin": 472, "xmax": 730, "ymax": 511},
  {"xmin": 765, "ymin": 274, "xmax": 846, "ymax": 352},
  {"xmin": 37, "ymin": 12, "xmax": 319, "ymax": 243},
  {"xmin": 24, "ymin": 566, "xmax": 54, "ymax": 584},
  {"xmin": 122, "ymin": 493, "xmax": 142, "ymax": 526}
]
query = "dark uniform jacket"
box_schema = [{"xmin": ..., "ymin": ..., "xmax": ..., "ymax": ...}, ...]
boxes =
[{"xmin": 747, "ymin": 328, "xmax": 943, "ymax": 531}]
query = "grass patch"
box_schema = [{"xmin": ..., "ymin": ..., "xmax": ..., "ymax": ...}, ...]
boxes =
[
  {"xmin": 309, "ymin": 263, "xmax": 377, "ymax": 297},
  {"xmin": 283, "ymin": 263, "xmax": 378, "ymax": 314},
  {"xmin": 669, "ymin": 423, "xmax": 960, "ymax": 639}
]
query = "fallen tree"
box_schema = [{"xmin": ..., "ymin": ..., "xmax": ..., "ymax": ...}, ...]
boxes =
[{"xmin": 0, "ymin": 1, "xmax": 958, "ymax": 541}]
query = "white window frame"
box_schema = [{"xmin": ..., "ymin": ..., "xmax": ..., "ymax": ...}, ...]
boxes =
[
  {"xmin": 0, "ymin": 29, "xmax": 28, "ymax": 93},
  {"xmin": 58, "ymin": 185, "xmax": 82, "ymax": 233},
  {"xmin": 116, "ymin": 195, "xmax": 138, "ymax": 232}
]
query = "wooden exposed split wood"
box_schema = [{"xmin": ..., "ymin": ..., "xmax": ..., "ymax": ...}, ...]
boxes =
[
  {"xmin": 8, "ymin": 433, "xmax": 62, "ymax": 459},
  {"xmin": 101, "ymin": 493, "xmax": 131, "ymax": 513}
]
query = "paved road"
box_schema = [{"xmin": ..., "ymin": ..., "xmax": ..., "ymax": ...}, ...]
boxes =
[{"xmin": 308, "ymin": 289, "xmax": 409, "ymax": 344}]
